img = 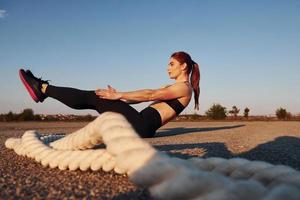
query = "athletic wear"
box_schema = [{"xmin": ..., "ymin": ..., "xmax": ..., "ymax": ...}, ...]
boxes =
[
  {"xmin": 164, "ymin": 99, "xmax": 185, "ymax": 115},
  {"xmin": 18, "ymin": 69, "xmax": 191, "ymax": 138},
  {"xmin": 140, "ymin": 106, "xmax": 162, "ymax": 135},
  {"xmin": 44, "ymin": 85, "xmax": 161, "ymax": 138},
  {"xmin": 19, "ymin": 69, "xmax": 48, "ymax": 102},
  {"xmin": 162, "ymin": 81, "xmax": 188, "ymax": 115},
  {"xmin": 26, "ymin": 70, "xmax": 49, "ymax": 101}
]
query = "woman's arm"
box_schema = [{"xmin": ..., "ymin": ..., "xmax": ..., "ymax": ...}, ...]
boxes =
[
  {"xmin": 121, "ymin": 85, "xmax": 171, "ymax": 104},
  {"xmin": 95, "ymin": 83, "xmax": 190, "ymax": 102},
  {"xmin": 96, "ymin": 85, "xmax": 142, "ymax": 104}
]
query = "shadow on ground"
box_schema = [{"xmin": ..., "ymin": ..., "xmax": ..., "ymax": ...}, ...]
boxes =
[
  {"xmin": 112, "ymin": 135, "xmax": 300, "ymax": 199},
  {"xmin": 156, "ymin": 124, "xmax": 245, "ymax": 137},
  {"xmin": 154, "ymin": 136, "xmax": 300, "ymax": 170}
]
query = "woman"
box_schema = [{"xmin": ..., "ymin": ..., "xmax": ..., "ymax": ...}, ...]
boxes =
[{"xmin": 19, "ymin": 51, "xmax": 200, "ymax": 138}]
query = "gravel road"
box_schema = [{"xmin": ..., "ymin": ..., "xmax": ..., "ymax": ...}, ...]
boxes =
[{"xmin": 1, "ymin": 121, "xmax": 300, "ymax": 199}]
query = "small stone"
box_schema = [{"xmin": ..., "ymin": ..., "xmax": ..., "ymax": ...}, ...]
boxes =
[{"xmin": 16, "ymin": 187, "xmax": 22, "ymax": 196}]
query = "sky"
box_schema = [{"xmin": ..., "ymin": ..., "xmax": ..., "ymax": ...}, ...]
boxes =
[{"xmin": 0, "ymin": 0, "xmax": 299, "ymax": 116}]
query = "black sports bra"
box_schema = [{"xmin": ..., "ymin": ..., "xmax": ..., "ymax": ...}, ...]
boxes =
[
  {"xmin": 164, "ymin": 99, "xmax": 185, "ymax": 115},
  {"xmin": 163, "ymin": 81, "xmax": 189, "ymax": 115}
]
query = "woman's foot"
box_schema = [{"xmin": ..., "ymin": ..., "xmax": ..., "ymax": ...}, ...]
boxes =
[{"xmin": 19, "ymin": 69, "xmax": 49, "ymax": 103}]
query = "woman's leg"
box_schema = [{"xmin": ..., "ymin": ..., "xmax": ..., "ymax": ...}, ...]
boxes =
[
  {"xmin": 45, "ymin": 85, "xmax": 99, "ymax": 110},
  {"xmin": 45, "ymin": 85, "xmax": 153, "ymax": 137},
  {"xmin": 19, "ymin": 69, "xmax": 153, "ymax": 137}
]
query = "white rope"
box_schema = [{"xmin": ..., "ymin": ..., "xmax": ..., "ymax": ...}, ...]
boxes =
[
  {"xmin": 49, "ymin": 112, "xmax": 132, "ymax": 150},
  {"xmin": 5, "ymin": 112, "xmax": 300, "ymax": 200}
]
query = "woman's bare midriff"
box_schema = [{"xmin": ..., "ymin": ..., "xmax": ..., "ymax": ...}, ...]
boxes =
[{"xmin": 150, "ymin": 97, "xmax": 191, "ymax": 125}]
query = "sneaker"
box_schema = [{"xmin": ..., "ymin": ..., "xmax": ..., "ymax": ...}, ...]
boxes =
[
  {"xmin": 25, "ymin": 69, "xmax": 49, "ymax": 102},
  {"xmin": 19, "ymin": 69, "xmax": 48, "ymax": 103}
]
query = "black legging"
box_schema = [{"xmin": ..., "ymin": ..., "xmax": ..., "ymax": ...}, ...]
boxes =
[{"xmin": 45, "ymin": 85, "xmax": 162, "ymax": 138}]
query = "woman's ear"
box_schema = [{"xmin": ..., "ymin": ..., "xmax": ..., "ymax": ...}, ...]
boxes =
[{"xmin": 181, "ymin": 63, "xmax": 187, "ymax": 71}]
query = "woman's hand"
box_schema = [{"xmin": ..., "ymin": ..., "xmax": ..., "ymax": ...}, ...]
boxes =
[{"xmin": 95, "ymin": 85, "xmax": 122, "ymax": 100}]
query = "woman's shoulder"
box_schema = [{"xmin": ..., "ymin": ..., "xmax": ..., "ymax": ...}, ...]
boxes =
[
  {"xmin": 174, "ymin": 81, "xmax": 192, "ymax": 91},
  {"xmin": 160, "ymin": 82, "xmax": 191, "ymax": 93},
  {"xmin": 162, "ymin": 81, "xmax": 190, "ymax": 87},
  {"xmin": 160, "ymin": 84, "xmax": 171, "ymax": 89},
  {"xmin": 159, "ymin": 82, "xmax": 192, "ymax": 97}
]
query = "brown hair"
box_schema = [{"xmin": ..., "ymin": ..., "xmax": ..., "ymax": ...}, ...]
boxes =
[{"xmin": 171, "ymin": 51, "xmax": 200, "ymax": 110}]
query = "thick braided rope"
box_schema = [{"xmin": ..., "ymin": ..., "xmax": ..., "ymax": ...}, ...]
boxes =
[
  {"xmin": 5, "ymin": 112, "xmax": 300, "ymax": 200},
  {"xmin": 6, "ymin": 132, "xmax": 115, "ymax": 171},
  {"xmin": 49, "ymin": 112, "xmax": 133, "ymax": 150},
  {"xmin": 5, "ymin": 112, "xmax": 155, "ymax": 173}
]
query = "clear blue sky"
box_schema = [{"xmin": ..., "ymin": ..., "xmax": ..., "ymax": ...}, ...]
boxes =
[{"xmin": 0, "ymin": 0, "xmax": 299, "ymax": 116}]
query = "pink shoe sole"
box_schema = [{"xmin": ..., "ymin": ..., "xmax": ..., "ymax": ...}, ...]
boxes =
[{"xmin": 19, "ymin": 69, "xmax": 39, "ymax": 103}]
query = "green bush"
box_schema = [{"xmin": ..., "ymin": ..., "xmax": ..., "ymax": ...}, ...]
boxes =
[
  {"xmin": 205, "ymin": 104, "xmax": 227, "ymax": 120},
  {"xmin": 6, "ymin": 111, "xmax": 16, "ymax": 121},
  {"xmin": 18, "ymin": 109, "xmax": 34, "ymax": 121},
  {"xmin": 276, "ymin": 107, "xmax": 288, "ymax": 120}
]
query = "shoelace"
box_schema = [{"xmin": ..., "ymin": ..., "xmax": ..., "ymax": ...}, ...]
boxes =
[{"xmin": 37, "ymin": 76, "xmax": 50, "ymax": 85}]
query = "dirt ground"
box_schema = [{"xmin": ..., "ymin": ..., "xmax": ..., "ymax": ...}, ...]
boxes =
[{"xmin": 1, "ymin": 121, "xmax": 300, "ymax": 199}]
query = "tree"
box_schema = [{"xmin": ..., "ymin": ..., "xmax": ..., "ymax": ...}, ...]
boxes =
[
  {"xmin": 6, "ymin": 111, "xmax": 15, "ymax": 121},
  {"xmin": 244, "ymin": 107, "xmax": 250, "ymax": 119},
  {"xmin": 205, "ymin": 104, "xmax": 227, "ymax": 120},
  {"xmin": 286, "ymin": 112, "xmax": 292, "ymax": 120},
  {"xmin": 276, "ymin": 107, "xmax": 288, "ymax": 120},
  {"xmin": 18, "ymin": 108, "xmax": 34, "ymax": 121},
  {"xmin": 229, "ymin": 106, "xmax": 240, "ymax": 119},
  {"xmin": 34, "ymin": 114, "xmax": 42, "ymax": 121}
]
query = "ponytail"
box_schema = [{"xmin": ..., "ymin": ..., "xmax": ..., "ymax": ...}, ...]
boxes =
[
  {"xmin": 170, "ymin": 51, "xmax": 200, "ymax": 110},
  {"xmin": 191, "ymin": 61, "xmax": 200, "ymax": 110}
]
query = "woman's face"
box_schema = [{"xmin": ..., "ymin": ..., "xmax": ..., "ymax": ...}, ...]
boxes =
[{"xmin": 167, "ymin": 57, "xmax": 184, "ymax": 79}]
